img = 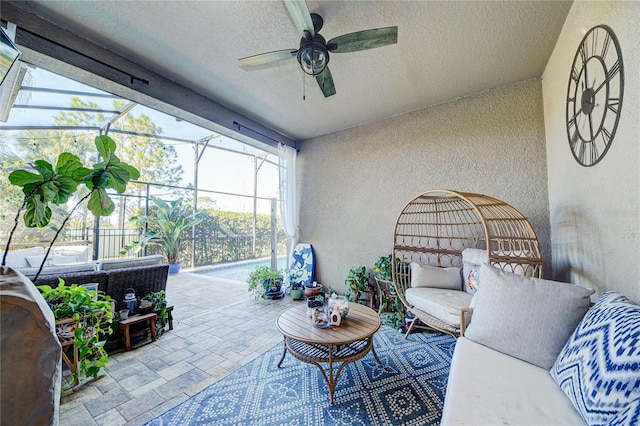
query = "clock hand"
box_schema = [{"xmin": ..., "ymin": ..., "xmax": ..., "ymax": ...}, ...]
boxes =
[
  {"xmin": 569, "ymin": 105, "xmax": 584, "ymax": 123},
  {"xmin": 593, "ymin": 61, "xmax": 621, "ymax": 95},
  {"xmin": 593, "ymin": 79, "xmax": 607, "ymax": 95},
  {"xmin": 588, "ymin": 112, "xmax": 595, "ymax": 141}
]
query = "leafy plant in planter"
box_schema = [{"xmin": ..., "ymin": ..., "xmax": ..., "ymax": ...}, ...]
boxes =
[
  {"xmin": 38, "ymin": 280, "xmax": 113, "ymax": 388},
  {"xmin": 345, "ymin": 265, "xmax": 372, "ymax": 303},
  {"xmin": 142, "ymin": 290, "xmax": 169, "ymax": 334},
  {"xmin": 289, "ymin": 269, "xmax": 304, "ymax": 299},
  {"xmin": 2, "ymin": 135, "xmax": 140, "ymax": 281},
  {"xmin": 247, "ymin": 265, "xmax": 284, "ymax": 299},
  {"xmin": 373, "ymin": 254, "xmax": 393, "ymax": 281},
  {"xmin": 119, "ymin": 196, "xmax": 204, "ymax": 273},
  {"xmin": 374, "ymin": 254, "xmax": 405, "ymax": 330}
]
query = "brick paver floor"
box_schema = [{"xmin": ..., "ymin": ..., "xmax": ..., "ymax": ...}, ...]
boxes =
[{"xmin": 59, "ymin": 272, "xmax": 297, "ymax": 425}]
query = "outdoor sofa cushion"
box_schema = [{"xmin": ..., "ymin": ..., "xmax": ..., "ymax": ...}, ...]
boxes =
[
  {"xmin": 405, "ymin": 287, "xmax": 472, "ymax": 328},
  {"xmin": 441, "ymin": 337, "xmax": 584, "ymax": 425},
  {"xmin": 98, "ymin": 255, "xmax": 164, "ymax": 271},
  {"xmin": 0, "ymin": 246, "xmax": 45, "ymax": 267},
  {"xmin": 409, "ymin": 262, "xmax": 461, "ymax": 290},
  {"xmin": 464, "ymin": 264, "xmax": 594, "ymax": 369}
]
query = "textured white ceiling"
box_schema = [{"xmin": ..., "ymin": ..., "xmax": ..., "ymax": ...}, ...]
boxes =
[{"xmin": 15, "ymin": 0, "xmax": 571, "ymax": 141}]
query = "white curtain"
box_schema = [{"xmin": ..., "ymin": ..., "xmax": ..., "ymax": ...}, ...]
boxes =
[{"xmin": 278, "ymin": 144, "xmax": 298, "ymax": 266}]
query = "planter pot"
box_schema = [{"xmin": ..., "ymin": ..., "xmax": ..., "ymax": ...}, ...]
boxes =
[
  {"xmin": 304, "ymin": 283, "xmax": 323, "ymax": 298},
  {"xmin": 264, "ymin": 279, "xmax": 283, "ymax": 300},
  {"xmin": 290, "ymin": 289, "xmax": 303, "ymax": 300},
  {"xmin": 168, "ymin": 262, "xmax": 181, "ymax": 274}
]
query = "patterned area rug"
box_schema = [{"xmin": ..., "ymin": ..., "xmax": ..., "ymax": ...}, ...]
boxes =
[{"xmin": 147, "ymin": 326, "xmax": 456, "ymax": 425}]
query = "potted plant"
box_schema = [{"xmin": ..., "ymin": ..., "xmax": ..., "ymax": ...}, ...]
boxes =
[
  {"xmin": 37, "ymin": 279, "xmax": 113, "ymax": 388},
  {"xmin": 247, "ymin": 265, "xmax": 284, "ymax": 299},
  {"xmin": 119, "ymin": 196, "xmax": 204, "ymax": 274},
  {"xmin": 345, "ymin": 265, "xmax": 372, "ymax": 304},
  {"xmin": 373, "ymin": 254, "xmax": 405, "ymax": 330},
  {"xmin": 373, "ymin": 254, "xmax": 393, "ymax": 281},
  {"xmin": 142, "ymin": 290, "xmax": 169, "ymax": 334},
  {"xmin": 2, "ymin": 136, "xmax": 139, "ymax": 281},
  {"xmin": 289, "ymin": 269, "xmax": 304, "ymax": 300}
]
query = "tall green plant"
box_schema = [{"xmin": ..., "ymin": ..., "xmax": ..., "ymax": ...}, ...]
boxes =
[
  {"xmin": 3, "ymin": 135, "xmax": 140, "ymax": 280},
  {"xmin": 119, "ymin": 196, "xmax": 204, "ymax": 264}
]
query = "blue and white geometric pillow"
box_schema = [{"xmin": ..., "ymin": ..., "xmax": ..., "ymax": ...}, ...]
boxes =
[
  {"xmin": 289, "ymin": 243, "xmax": 315, "ymax": 288},
  {"xmin": 551, "ymin": 291, "xmax": 640, "ymax": 425},
  {"xmin": 606, "ymin": 395, "xmax": 640, "ymax": 426}
]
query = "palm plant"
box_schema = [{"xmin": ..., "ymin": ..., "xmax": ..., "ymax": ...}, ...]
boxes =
[{"xmin": 120, "ymin": 196, "xmax": 204, "ymax": 265}]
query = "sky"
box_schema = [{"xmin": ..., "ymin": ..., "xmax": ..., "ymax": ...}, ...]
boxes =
[{"xmin": 2, "ymin": 66, "xmax": 280, "ymax": 214}]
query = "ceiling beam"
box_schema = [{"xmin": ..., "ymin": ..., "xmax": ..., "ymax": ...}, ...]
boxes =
[{"xmin": 1, "ymin": 1, "xmax": 295, "ymax": 152}]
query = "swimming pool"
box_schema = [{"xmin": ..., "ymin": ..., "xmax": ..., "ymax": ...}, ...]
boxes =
[{"xmin": 194, "ymin": 257, "xmax": 287, "ymax": 282}]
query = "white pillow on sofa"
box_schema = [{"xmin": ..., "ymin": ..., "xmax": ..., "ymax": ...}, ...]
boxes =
[
  {"xmin": 1, "ymin": 247, "xmax": 45, "ymax": 268},
  {"xmin": 464, "ymin": 264, "xmax": 594, "ymax": 369},
  {"xmin": 25, "ymin": 254, "xmax": 79, "ymax": 267},
  {"xmin": 26, "ymin": 255, "xmax": 48, "ymax": 268},
  {"xmin": 410, "ymin": 262, "xmax": 462, "ymax": 290},
  {"xmin": 52, "ymin": 246, "xmax": 89, "ymax": 263},
  {"xmin": 48, "ymin": 255, "xmax": 80, "ymax": 266}
]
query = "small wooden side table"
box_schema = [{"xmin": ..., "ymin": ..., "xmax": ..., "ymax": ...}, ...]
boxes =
[{"xmin": 119, "ymin": 313, "xmax": 157, "ymax": 350}]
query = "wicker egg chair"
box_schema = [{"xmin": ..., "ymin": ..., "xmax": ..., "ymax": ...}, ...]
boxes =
[{"xmin": 392, "ymin": 189, "xmax": 543, "ymax": 337}]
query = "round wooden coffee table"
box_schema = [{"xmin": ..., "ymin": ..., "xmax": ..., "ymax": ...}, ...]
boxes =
[{"xmin": 276, "ymin": 303, "xmax": 382, "ymax": 404}]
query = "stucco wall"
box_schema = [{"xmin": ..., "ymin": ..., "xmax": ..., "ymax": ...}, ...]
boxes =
[
  {"xmin": 542, "ymin": 2, "xmax": 640, "ymax": 303},
  {"xmin": 298, "ymin": 80, "xmax": 550, "ymax": 291}
]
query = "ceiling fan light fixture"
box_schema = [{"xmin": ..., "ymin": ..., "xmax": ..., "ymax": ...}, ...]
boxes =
[{"xmin": 297, "ymin": 35, "xmax": 329, "ymax": 76}]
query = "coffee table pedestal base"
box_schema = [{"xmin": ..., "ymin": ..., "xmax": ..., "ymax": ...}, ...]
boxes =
[{"xmin": 277, "ymin": 336, "xmax": 383, "ymax": 404}]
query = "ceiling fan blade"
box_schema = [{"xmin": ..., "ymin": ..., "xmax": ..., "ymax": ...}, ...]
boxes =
[
  {"xmin": 327, "ymin": 26, "xmax": 398, "ymax": 53},
  {"xmin": 315, "ymin": 66, "xmax": 336, "ymax": 98},
  {"xmin": 284, "ymin": 0, "xmax": 315, "ymax": 38},
  {"xmin": 238, "ymin": 49, "xmax": 298, "ymax": 68}
]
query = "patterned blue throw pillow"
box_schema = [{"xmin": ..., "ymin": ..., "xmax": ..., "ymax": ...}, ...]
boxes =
[
  {"xmin": 551, "ymin": 291, "xmax": 640, "ymax": 425},
  {"xmin": 606, "ymin": 396, "xmax": 640, "ymax": 426}
]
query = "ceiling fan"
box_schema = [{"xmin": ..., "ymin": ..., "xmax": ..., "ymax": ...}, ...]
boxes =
[{"xmin": 238, "ymin": 0, "xmax": 398, "ymax": 98}]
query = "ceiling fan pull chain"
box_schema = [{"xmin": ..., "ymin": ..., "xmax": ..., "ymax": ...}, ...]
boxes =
[{"xmin": 302, "ymin": 68, "xmax": 306, "ymax": 101}]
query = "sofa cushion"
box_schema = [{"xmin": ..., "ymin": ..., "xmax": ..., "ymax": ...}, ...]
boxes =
[
  {"xmin": 17, "ymin": 263, "xmax": 98, "ymax": 280},
  {"xmin": 441, "ymin": 337, "xmax": 584, "ymax": 425},
  {"xmin": 409, "ymin": 262, "xmax": 461, "ymax": 290},
  {"xmin": 1, "ymin": 247, "xmax": 45, "ymax": 268},
  {"xmin": 405, "ymin": 287, "xmax": 472, "ymax": 327},
  {"xmin": 26, "ymin": 254, "xmax": 79, "ymax": 268},
  {"xmin": 48, "ymin": 255, "xmax": 80, "ymax": 266},
  {"xmin": 51, "ymin": 245, "xmax": 90, "ymax": 263},
  {"xmin": 464, "ymin": 264, "xmax": 594, "ymax": 369},
  {"xmin": 551, "ymin": 292, "xmax": 640, "ymax": 425},
  {"xmin": 26, "ymin": 255, "xmax": 48, "ymax": 268},
  {"xmin": 98, "ymin": 255, "xmax": 164, "ymax": 271}
]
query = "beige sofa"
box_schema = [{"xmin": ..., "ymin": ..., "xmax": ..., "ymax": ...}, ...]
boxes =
[{"xmin": 440, "ymin": 264, "xmax": 640, "ymax": 425}]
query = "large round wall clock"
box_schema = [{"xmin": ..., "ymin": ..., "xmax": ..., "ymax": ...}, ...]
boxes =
[{"xmin": 566, "ymin": 25, "xmax": 624, "ymax": 167}]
